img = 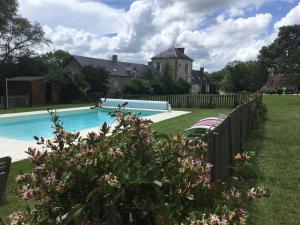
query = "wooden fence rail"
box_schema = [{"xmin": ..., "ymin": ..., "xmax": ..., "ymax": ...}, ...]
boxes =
[
  {"xmin": 0, "ymin": 95, "xmax": 29, "ymax": 108},
  {"xmin": 206, "ymin": 94, "xmax": 263, "ymax": 180},
  {"xmin": 123, "ymin": 93, "xmax": 253, "ymax": 108}
]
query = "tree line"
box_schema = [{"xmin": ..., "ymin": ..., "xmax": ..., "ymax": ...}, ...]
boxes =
[
  {"xmin": 1, "ymin": 0, "xmax": 299, "ymax": 101},
  {"xmin": 122, "ymin": 63, "xmax": 191, "ymax": 95},
  {"xmin": 208, "ymin": 25, "xmax": 300, "ymax": 93}
]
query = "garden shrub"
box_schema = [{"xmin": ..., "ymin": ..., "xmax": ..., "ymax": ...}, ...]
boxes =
[{"xmin": 12, "ymin": 110, "xmax": 269, "ymax": 225}]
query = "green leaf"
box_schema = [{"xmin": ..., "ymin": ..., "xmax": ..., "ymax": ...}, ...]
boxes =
[
  {"xmin": 60, "ymin": 204, "xmax": 85, "ymax": 225},
  {"xmin": 186, "ymin": 194, "xmax": 194, "ymax": 201},
  {"xmin": 153, "ymin": 180, "xmax": 162, "ymax": 187}
]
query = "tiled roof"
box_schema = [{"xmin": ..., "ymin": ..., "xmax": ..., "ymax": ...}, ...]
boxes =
[
  {"xmin": 151, "ymin": 47, "xmax": 193, "ymax": 61},
  {"xmin": 191, "ymin": 70, "xmax": 209, "ymax": 85},
  {"xmin": 72, "ymin": 55, "xmax": 147, "ymax": 77}
]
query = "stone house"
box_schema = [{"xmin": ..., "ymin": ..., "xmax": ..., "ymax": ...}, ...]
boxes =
[
  {"xmin": 150, "ymin": 47, "xmax": 193, "ymax": 84},
  {"xmin": 191, "ymin": 67, "xmax": 212, "ymax": 94},
  {"xmin": 66, "ymin": 55, "xmax": 148, "ymax": 96}
]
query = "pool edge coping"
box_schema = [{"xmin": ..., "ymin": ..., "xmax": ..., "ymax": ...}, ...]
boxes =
[
  {"xmin": 0, "ymin": 106, "xmax": 172, "ymax": 118},
  {"xmin": 0, "ymin": 109, "xmax": 190, "ymax": 162}
]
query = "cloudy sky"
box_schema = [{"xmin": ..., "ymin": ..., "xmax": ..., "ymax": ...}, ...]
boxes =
[{"xmin": 18, "ymin": 0, "xmax": 300, "ymax": 71}]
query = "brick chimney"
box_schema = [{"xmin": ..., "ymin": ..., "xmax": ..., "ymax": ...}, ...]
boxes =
[
  {"xmin": 112, "ymin": 55, "xmax": 118, "ymax": 63},
  {"xmin": 176, "ymin": 48, "xmax": 185, "ymax": 54}
]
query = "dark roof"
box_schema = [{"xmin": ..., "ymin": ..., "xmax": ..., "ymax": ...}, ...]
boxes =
[
  {"xmin": 71, "ymin": 55, "xmax": 147, "ymax": 77},
  {"xmin": 191, "ymin": 70, "xmax": 209, "ymax": 85},
  {"xmin": 7, "ymin": 76, "xmax": 45, "ymax": 81},
  {"xmin": 151, "ymin": 47, "xmax": 193, "ymax": 61}
]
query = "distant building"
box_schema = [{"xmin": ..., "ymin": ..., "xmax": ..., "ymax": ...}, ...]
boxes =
[
  {"xmin": 261, "ymin": 71, "xmax": 282, "ymax": 92},
  {"xmin": 191, "ymin": 67, "xmax": 212, "ymax": 94},
  {"xmin": 66, "ymin": 55, "xmax": 148, "ymax": 96},
  {"xmin": 150, "ymin": 47, "xmax": 193, "ymax": 83},
  {"xmin": 7, "ymin": 76, "xmax": 60, "ymax": 105},
  {"xmin": 261, "ymin": 70, "xmax": 299, "ymax": 93}
]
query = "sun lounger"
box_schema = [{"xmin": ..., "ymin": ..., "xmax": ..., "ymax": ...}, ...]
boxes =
[{"xmin": 186, "ymin": 114, "xmax": 226, "ymax": 132}]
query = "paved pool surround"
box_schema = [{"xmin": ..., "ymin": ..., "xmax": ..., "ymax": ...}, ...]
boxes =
[{"xmin": 0, "ymin": 106, "xmax": 190, "ymax": 162}]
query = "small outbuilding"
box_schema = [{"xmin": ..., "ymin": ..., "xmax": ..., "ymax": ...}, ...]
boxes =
[
  {"xmin": 191, "ymin": 68, "xmax": 216, "ymax": 94},
  {"xmin": 7, "ymin": 76, "xmax": 60, "ymax": 105}
]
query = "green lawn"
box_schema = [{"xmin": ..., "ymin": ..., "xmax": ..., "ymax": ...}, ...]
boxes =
[
  {"xmin": 1, "ymin": 96, "xmax": 299, "ymax": 224},
  {"xmin": 0, "ymin": 160, "xmax": 32, "ymax": 222},
  {"xmin": 245, "ymin": 95, "xmax": 300, "ymax": 225}
]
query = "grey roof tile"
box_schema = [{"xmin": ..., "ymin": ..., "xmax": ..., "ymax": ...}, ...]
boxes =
[
  {"xmin": 72, "ymin": 55, "xmax": 147, "ymax": 77},
  {"xmin": 191, "ymin": 70, "xmax": 209, "ymax": 85},
  {"xmin": 151, "ymin": 47, "xmax": 193, "ymax": 61}
]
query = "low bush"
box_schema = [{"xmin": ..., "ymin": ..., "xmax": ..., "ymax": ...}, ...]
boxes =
[{"xmin": 11, "ymin": 110, "xmax": 268, "ymax": 225}]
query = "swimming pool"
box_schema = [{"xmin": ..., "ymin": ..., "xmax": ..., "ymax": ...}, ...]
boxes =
[{"xmin": 0, "ymin": 108, "xmax": 160, "ymax": 141}]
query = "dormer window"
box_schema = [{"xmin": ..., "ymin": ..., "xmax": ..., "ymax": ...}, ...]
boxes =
[{"xmin": 131, "ymin": 70, "xmax": 137, "ymax": 78}]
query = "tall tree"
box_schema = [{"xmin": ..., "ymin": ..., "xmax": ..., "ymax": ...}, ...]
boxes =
[
  {"xmin": 219, "ymin": 60, "xmax": 267, "ymax": 93},
  {"xmin": 0, "ymin": 0, "xmax": 17, "ymax": 31},
  {"xmin": 0, "ymin": 0, "xmax": 49, "ymax": 63},
  {"xmin": 41, "ymin": 50, "xmax": 71, "ymax": 69},
  {"xmin": 81, "ymin": 65, "xmax": 110, "ymax": 95},
  {"xmin": 258, "ymin": 25, "xmax": 300, "ymax": 74},
  {"xmin": 0, "ymin": 0, "xmax": 49, "ymax": 106}
]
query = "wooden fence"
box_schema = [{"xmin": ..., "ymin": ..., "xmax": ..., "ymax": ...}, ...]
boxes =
[
  {"xmin": 0, "ymin": 95, "xmax": 29, "ymax": 108},
  {"xmin": 123, "ymin": 93, "xmax": 253, "ymax": 108},
  {"xmin": 206, "ymin": 93, "xmax": 263, "ymax": 180}
]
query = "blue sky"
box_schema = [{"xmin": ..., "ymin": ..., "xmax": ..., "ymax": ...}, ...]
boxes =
[
  {"xmin": 19, "ymin": 0, "xmax": 300, "ymax": 71},
  {"xmin": 100, "ymin": 0, "xmax": 134, "ymax": 10}
]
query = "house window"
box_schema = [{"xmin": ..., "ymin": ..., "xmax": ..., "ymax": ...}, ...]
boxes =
[
  {"xmin": 155, "ymin": 63, "xmax": 160, "ymax": 72},
  {"xmin": 113, "ymin": 80, "xmax": 119, "ymax": 88},
  {"xmin": 186, "ymin": 76, "xmax": 190, "ymax": 83},
  {"xmin": 185, "ymin": 64, "xmax": 189, "ymax": 74},
  {"xmin": 206, "ymin": 85, "xmax": 210, "ymax": 93},
  {"xmin": 155, "ymin": 62, "xmax": 163, "ymax": 73}
]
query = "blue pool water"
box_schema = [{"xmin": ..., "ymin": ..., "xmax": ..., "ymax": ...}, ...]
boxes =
[{"xmin": 0, "ymin": 108, "xmax": 159, "ymax": 141}]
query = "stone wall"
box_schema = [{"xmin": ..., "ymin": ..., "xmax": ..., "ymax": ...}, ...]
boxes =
[{"xmin": 151, "ymin": 58, "xmax": 192, "ymax": 84}]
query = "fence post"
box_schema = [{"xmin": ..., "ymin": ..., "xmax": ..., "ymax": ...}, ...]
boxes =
[
  {"xmin": 209, "ymin": 95, "xmax": 213, "ymax": 108},
  {"xmin": 234, "ymin": 94, "xmax": 238, "ymax": 107}
]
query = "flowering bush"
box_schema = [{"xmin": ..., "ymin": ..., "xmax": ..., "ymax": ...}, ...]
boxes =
[{"xmin": 12, "ymin": 110, "xmax": 268, "ymax": 225}]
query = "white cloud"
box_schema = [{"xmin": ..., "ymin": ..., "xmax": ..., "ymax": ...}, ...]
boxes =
[
  {"xmin": 176, "ymin": 13, "xmax": 272, "ymax": 70},
  {"xmin": 274, "ymin": 2, "xmax": 300, "ymax": 30},
  {"xmin": 18, "ymin": 0, "xmax": 298, "ymax": 71},
  {"xmin": 228, "ymin": 7, "xmax": 245, "ymax": 17},
  {"xmin": 19, "ymin": 0, "xmax": 126, "ymax": 35}
]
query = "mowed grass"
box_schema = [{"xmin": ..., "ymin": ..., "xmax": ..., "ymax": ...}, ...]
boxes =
[
  {"xmin": 0, "ymin": 160, "xmax": 32, "ymax": 222},
  {"xmin": 245, "ymin": 95, "xmax": 300, "ymax": 225},
  {"xmin": 1, "ymin": 96, "xmax": 299, "ymax": 224}
]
